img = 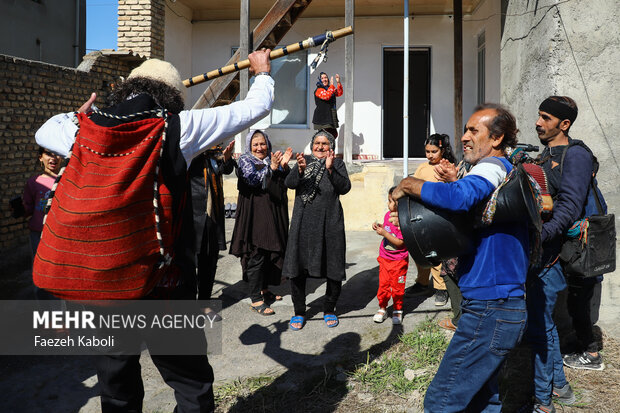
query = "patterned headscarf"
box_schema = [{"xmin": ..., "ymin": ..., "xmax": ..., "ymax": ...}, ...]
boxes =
[
  {"xmin": 237, "ymin": 130, "xmax": 272, "ymax": 187},
  {"xmin": 300, "ymin": 130, "xmax": 335, "ymax": 205},
  {"xmin": 316, "ymin": 72, "xmax": 329, "ymax": 90}
]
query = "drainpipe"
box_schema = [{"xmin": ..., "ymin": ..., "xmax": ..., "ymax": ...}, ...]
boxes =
[
  {"xmin": 403, "ymin": 0, "xmax": 409, "ymax": 177},
  {"xmin": 74, "ymin": 0, "xmax": 80, "ymax": 67}
]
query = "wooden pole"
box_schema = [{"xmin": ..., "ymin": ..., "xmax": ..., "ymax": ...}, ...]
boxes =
[
  {"xmin": 453, "ymin": 0, "xmax": 463, "ymax": 159},
  {"xmin": 344, "ymin": 0, "xmax": 354, "ymax": 163},
  {"xmin": 238, "ymin": 0, "xmax": 251, "ymax": 153},
  {"xmin": 184, "ymin": 27, "xmax": 354, "ymax": 87}
]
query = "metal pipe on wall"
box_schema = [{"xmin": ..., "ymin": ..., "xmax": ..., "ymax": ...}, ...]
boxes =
[{"xmin": 402, "ymin": 0, "xmax": 409, "ymax": 177}]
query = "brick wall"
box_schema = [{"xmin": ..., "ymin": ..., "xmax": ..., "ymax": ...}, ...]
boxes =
[
  {"xmin": 118, "ymin": 0, "xmax": 165, "ymax": 59},
  {"xmin": 0, "ymin": 52, "xmax": 144, "ymax": 251}
]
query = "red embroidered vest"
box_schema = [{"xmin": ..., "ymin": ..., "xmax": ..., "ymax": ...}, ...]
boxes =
[{"xmin": 33, "ymin": 112, "xmax": 177, "ymax": 299}]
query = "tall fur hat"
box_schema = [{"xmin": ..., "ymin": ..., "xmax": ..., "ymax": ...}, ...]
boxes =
[{"xmin": 128, "ymin": 59, "xmax": 185, "ymax": 96}]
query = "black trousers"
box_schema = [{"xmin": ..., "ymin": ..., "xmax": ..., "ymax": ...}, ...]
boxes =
[
  {"xmin": 196, "ymin": 247, "xmax": 219, "ymax": 300},
  {"xmin": 566, "ymin": 279, "xmax": 598, "ymax": 353},
  {"xmin": 245, "ymin": 250, "xmax": 271, "ymax": 303},
  {"xmin": 94, "ymin": 299, "xmax": 215, "ymax": 412},
  {"xmin": 96, "ymin": 353, "xmax": 215, "ymax": 413},
  {"xmin": 290, "ymin": 274, "xmax": 342, "ymax": 316}
]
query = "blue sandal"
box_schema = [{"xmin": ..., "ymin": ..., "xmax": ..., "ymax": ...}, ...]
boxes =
[
  {"xmin": 289, "ymin": 316, "xmax": 305, "ymax": 331},
  {"xmin": 323, "ymin": 314, "xmax": 339, "ymax": 328}
]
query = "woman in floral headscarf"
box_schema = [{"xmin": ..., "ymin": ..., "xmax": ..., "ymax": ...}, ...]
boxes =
[
  {"xmin": 283, "ymin": 130, "xmax": 351, "ymax": 330},
  {"xmin": 312, "ymin": 71, "xmax": 343, "ymax": 138},
  {"xmin": 230, "ymin": 130, "xmax": 292, "ymax": 316}
]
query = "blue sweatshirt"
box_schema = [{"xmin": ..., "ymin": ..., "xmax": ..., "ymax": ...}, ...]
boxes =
[
  {"xmin": 420, "ymin": 157, "xmax": 529, "ymax": 300},
  {"xmin": 540, "ymin": 141, "xmax": 593, "ymax": 244}
]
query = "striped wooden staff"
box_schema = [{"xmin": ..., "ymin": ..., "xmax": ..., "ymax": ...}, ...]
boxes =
[{"xmin": 183, "ymin": 26, "xmax": 354, "ymax": 87}]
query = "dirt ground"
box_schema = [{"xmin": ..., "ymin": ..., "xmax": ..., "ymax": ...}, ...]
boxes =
[{"xmin": 214, "ymin": 327, "xmax": 620, "ymax": 413}]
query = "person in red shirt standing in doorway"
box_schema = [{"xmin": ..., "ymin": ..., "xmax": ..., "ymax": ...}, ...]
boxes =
[{"xmin": 312, "ymin": 72, "xmax": 343, "ymax": 138}]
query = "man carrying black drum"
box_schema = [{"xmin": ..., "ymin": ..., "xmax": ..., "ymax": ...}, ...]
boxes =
[{"xmin": 390, "ymin": 104, "xmax": 528, "ymax": 413}]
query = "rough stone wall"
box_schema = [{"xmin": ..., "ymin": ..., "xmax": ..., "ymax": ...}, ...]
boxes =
[
  {"xmin": 118, "ymin": 0, "xmax": 165, "ymax": 59},
  {"xmin": 501, "ymin": 0, "xmax": 620, "ymax": 195},
  {"xmin": 0, "ymin": 52, "xmax": 143, "ymax": 251}
]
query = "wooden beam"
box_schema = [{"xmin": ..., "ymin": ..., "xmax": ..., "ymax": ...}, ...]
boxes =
[
  {"xmin": 344, "ymin": 0, "xmax": 354, "ymax": 163},
  {"xmin": 192, "ymin": 0, "xmax": 313, "ymax": 109},
  {"xmin": 453, "ymin": 0, "xmax": 463, "ymax": 158}
]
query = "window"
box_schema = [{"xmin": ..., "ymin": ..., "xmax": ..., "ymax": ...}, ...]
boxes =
[
  {"xmin": 234, "ymin": 47, "xmax": 308, "ymax": 128},
  {"xmin": 477, "ymin": 31, "xmax": 486, "ymax": 105}
]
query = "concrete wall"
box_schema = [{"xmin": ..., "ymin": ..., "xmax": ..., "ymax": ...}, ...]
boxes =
[
  {"xmin": 0, "ymin": 52, "xmax": 144, "ymax": 251},
  {"xmin": 0, "ymin": 0, "xmax": 86, "ymax": 68},
  {"xmin": 168, "ymin": 8, "xmax": 500, "ymax": 159},
  {"xmin": 501, "ymin": 0, "xmax": 620, "ymax": 195}
]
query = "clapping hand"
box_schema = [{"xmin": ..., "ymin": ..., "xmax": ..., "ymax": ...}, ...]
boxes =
[
  {"xmin": 325, "ymin": 150, "xmax": 335, "ymax": 171},
  {"xmin": 222, "ymin": 140, "xmax": 235, "ymax": 161},
  {"xmin": 434, "ymin": 159, "xmax": 458, "ymax": 182},
  {"xmin": 271, "ymin": 151, "xmax": 282, "ymax": 170},
  {"xmin": 281, "ymin": 147, "xmax": 293, "ymax": 168},
  {"xmin": 335, "ymin": 74, "xmax": 341, "ymax": 84},
  {"xmin": 296, "ymin": 153, "xmax": 306, "ymax": 174}
]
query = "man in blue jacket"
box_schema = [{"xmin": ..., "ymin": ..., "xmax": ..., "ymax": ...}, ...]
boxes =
[
  {"xmin": 391, "ymin": 104, "xmax": 528, "ymax": 413},
  {"xmin": 527, "ymin": 96, "xmax": 603, "ymax": 412}
]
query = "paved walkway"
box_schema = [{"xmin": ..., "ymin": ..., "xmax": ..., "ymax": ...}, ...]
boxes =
[{"xmin": 1, "ymin": 220, "xmax": 618, "ymax": 412}]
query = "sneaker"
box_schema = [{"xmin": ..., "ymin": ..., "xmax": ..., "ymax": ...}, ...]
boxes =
[
  {"xmin": 552, "ymin": 383, "xmax": 576, "ymax": 405},
  {"xmin": 392, "ymin": 310, "xmax": 403, "ymax": 325},
  {"xmin": 563, "ymin": 351, "xmax": 605, "ymax": 371},
  {"xmin": 434, "ymin": 289, "xmax": 449, "ymax": 306},
  {"xmin": 532, "ymin": 401, "xmax": 556, "ymax": 413},
  {"xmin": 405, "ymin": 282, "xmax": 430, "ymax": 296}
]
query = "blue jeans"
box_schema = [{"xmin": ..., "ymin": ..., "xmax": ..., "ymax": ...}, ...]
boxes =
[
  {"xmin": 526, "ymin": 262, "xmax": 568, "ymax": 405},
  {"xmin": 424, "ymin": 297, "xmax": 526, "ymax": 413}
]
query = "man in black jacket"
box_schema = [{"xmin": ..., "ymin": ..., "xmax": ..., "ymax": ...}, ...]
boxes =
[{"xmin": 526, "ymin": 96, "xmax": 603, "ymax": 413}]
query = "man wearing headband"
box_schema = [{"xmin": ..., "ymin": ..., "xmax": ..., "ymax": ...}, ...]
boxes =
[{"xmin": 526, "ymin": 96, "xmax": 603, "ymax": 412}]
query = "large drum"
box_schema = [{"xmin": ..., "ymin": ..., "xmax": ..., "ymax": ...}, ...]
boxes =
[
  {"xmin": 397, "ymin": 196, "xmax": 474, "ymax": 268},
  {"xmin": 397, "ymin": 163, "xmax": 543, "ymax": 268}
]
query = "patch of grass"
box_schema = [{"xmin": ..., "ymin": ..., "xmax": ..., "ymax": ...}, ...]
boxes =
[
  {"xmin": 214, "ymin": 375, "xmax": 275, "ymax": 407},
  {"xmin": 350, "ymin": 318, "xmax": 449, "ymax": 397}
]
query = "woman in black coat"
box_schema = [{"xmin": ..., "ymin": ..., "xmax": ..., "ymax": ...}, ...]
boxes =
[
  {"xmin": 229, "ymin": 130, "xmax": 292, "ymax": 316},
  {"xmin": 283, "ymin": 130, "xmax": 351, "ymax": 330}
]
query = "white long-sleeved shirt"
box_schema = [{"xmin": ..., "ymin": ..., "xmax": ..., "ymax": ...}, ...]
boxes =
[{"xmin": 35, "ymin": 75, "xmax": 275, "ymax": 167}]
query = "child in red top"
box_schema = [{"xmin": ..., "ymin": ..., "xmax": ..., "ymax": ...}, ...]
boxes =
[{"xmin": 372, "ymin": 187, "xmax": 409, "ymax": 324}]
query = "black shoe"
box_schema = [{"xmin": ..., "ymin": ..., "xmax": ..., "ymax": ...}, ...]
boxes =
[
  {"xmin": 563, "ymin": 351, "xmax": 605, "ymax": 370},
  {"xmin": 434, "ymin": 289, "xmax": 449, "ymax": 306}
]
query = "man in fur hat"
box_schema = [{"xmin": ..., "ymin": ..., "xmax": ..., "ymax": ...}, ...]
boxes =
[{"xmin": 35, "ymin": 50, "xmax": 273, "ymax": 413}]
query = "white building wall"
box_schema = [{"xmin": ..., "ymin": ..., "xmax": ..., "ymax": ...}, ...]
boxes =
[
  {"xmin": 164, "ymin": 1, "xmax": 194, "ymax": 108},
  {"xmin": 169, "ymin": 10, "xmax": 498, "ymax": 158}
]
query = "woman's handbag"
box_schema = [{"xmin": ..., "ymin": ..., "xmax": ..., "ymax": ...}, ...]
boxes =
[{"xmin": 559, "ymin": 178, "xmax": 616, "ymax": 277}]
